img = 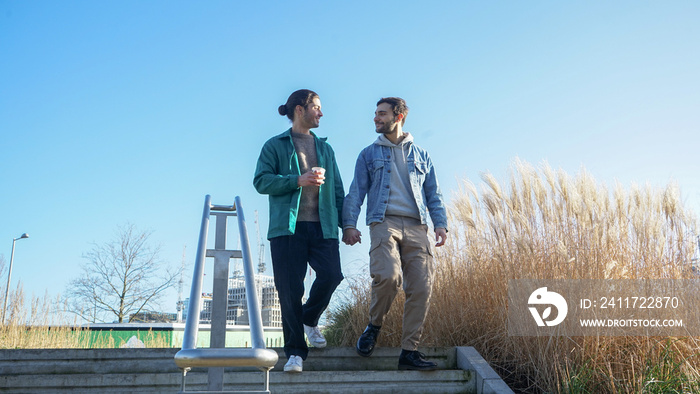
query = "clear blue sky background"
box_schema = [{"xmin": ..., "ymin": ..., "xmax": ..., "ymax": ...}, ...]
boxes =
[{"xmin": 2, "ymin": 1, "xmax": 699, "ymax": 319}]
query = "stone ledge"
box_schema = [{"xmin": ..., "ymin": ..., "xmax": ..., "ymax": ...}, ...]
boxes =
[{"xmin": 456, "ymin": 347, "xmax": 513, "ymax": 394}]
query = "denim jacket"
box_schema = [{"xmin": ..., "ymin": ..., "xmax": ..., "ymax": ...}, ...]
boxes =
[
  {"xmin": 342, "ymin": 133, "xmax": 447, "ymax": 230},
  {"xmin": 254, "ymin": 128, "xmax": 345, "ymax": 240}
]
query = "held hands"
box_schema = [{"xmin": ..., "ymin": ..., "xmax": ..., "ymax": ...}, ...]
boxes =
[
  {"xmin": 342, "ymin": 228, "xmax": 362, "ymax": 246},
  {"xmin": 297, "ymin": 169, "xmax": 325, "ymax": 187},
  {"xmin": 435, "ymin": 227, "xmax": 447, "ymax": 247},
  {"xmin": 343, "ymin": 227, "xmax": 443, "ymax": 246}
]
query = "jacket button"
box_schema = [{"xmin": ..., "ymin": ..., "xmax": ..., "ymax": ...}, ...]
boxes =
[
  {"xmin": 386, "ymin": 185, "xmax": 390, "ymax": 188},
  {"xmin": 386, "ymin": 156, "xmax": 390, "ymax": 159},
  {"xmin": 387, "ymin": 169, "xmax": 391, "ymax": 173}
]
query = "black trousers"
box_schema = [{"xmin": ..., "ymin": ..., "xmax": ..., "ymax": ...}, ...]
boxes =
[{"xmin": 269, "ymin": 222, "xmax": 343, "ymax": 360}]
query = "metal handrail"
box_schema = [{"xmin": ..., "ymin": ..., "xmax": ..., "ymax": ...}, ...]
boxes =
[
  {"xmin": 174, "ymin": 195, "xmax": 278, "ymax": 393},
  {"xmin": 180, "ymin": 195, "xmax": 211, "ymax": 350},
  {"xmin": 234, "ymin": 195, "xmax": 267, "ymax": 349}
]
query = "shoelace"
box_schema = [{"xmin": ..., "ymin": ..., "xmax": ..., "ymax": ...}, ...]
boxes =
[
  {"xmin": 308, "ymin": 327, "xmax": 323, "ymax": 339},
  {"xmin": 365, "ymin": 327, "xmax": 379, "ymax": 340}
]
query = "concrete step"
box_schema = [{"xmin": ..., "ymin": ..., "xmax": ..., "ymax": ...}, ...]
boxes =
[
  {"xmin": 0, "ymin": 348, "xmax": 181, "ymax": 374},
  {"xmin": 273, "ymin": 346, "xmax": 457, "ymax": 371},
  {"xmin": 0, "ymin": 347, "xmax": 511, "ymax": 393},
  {"xmin": 0, "ymin": 370, "xmax": 473, "ymax": 393},
  {"xmin": 0, "ymin": 347, "xmax": 454, "ymax": 373}
]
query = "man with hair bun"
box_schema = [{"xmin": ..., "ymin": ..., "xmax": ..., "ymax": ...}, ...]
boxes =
[
  {"xmin": 343, "ymin": 96, "xmax": 448, "ymax": 371},
  {"xmin": 254, "ymin": 89, "xmax": 345, "ymax": 373}
]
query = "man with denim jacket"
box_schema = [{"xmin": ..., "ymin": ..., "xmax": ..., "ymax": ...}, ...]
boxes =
[
  {"xmin": 254, "ymin": 89, "xmax": 345, "ymax": 373},
  {"xmin": 342, "ymin": 97, "xmax": 447, "ymax": 370}
]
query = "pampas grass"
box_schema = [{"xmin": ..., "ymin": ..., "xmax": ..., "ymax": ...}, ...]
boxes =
[{"xmin": 327, "ymin": 158, "xmax": 699, "ymax": 393}]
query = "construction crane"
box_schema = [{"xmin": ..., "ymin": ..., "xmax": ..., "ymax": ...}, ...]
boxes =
[
  {"xmin": 176, "ymin": 245, "xmax": 186, "ymax": 322},
  {"xmin": 255, "ymin": 210, "xmax": 266, "ymax": 274}
]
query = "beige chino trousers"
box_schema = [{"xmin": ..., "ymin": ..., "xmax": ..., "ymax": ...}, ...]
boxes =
[{"xmin": 368, "ymin": 215, "xmax": 435, "ymax": 351}]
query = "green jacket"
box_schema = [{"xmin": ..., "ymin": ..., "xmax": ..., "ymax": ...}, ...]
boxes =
[{"xmin": 253, "ymin": 128, "xmax": 345, "ymax": 240}]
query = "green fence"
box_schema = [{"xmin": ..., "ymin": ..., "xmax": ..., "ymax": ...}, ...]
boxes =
[{"xmin": 83, "ymin": 323, "xmax": 284, "ymax": 348}]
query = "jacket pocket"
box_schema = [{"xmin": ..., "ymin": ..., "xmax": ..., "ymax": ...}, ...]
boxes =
[
  {"xmin": 369, "ymin": 159, "xmax": 385, "ymax": 183},
  {"xmin": 413, "ymin": 160, "xmax": 428, "ymax": 187},
  {"xmin": 369, "ymin": 159, "xmax": 385, "ymax": 172},
  {"xmin": 414, "ymin": 160, "xmax": 428, "ymax": 174}
]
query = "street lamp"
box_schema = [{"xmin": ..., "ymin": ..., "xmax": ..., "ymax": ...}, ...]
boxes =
[{"xmin": 3, "ymin": 233, "xmax": 29, "ymax": 324}]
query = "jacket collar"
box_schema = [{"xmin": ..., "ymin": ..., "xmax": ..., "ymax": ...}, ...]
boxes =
[
  {"xmin": 374, "ymin": 132, "xmax": 413, "ymax": 147},
  {"xmin": 278, "ymin": 127, "xmax": 328, "ymax": 143}
]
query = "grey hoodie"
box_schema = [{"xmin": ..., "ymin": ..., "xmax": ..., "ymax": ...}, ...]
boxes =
[{"xmin": 375, "ymin": 133, "xmax": 421, "ymax": 220}]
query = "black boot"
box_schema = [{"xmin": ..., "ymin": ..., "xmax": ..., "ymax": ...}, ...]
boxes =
[
  {"xmin": 398, "ymin": 349, "xmax": 438, "ymax": 371},
  {"xmin": 356, "ymin": 323, "xmax": 381, "ymax": 357}
]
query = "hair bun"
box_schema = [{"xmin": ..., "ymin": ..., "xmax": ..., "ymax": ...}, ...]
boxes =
[{"xmin": 278, "ymin": 105, "xmax": 287, "ymax": 116}]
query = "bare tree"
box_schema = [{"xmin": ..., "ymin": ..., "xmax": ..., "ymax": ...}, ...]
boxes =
[
  {"xmin": 0, "ymin": 254, "xmax": 6, "ymax": 282},
  {"xmin": 65, "ymin": 224, "xmax": 181, "ymax": 323},
  {"xmin": 0, "ymin": 255, "xmax": 6, "ymax": 315}
]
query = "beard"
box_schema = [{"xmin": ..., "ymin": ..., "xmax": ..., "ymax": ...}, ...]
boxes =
[
  {"xmin": 303, "ymin": 110, "xmax": 320, "ymax": 129},
  {"xmin": 375, "ymin": 119, "xmax": 398, "ymax": 134}
]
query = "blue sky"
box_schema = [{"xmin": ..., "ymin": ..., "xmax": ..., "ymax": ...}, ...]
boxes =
[{"xmin": 2, "ymin": 1, "xmax": 699, "ymax": 318}]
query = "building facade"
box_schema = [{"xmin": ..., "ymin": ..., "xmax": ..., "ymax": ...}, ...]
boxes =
[{"xmin": 183, "ymin": 274, "xmax": 281, "ymax": 328}]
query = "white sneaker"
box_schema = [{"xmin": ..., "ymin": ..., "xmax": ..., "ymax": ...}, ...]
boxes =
[
  {"xmin": 284, "ymin": 355, "xmax": 303, "ymax": 373},
  {"xmin": 304, "ymin": 324, "xmax": 327, "ymax": 348}
]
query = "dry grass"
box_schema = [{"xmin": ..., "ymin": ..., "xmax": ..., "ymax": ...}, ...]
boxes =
[
  {"xmin": 327, "ymin": 158, "xmax": 699, "ymax": 393},
  {"xmin": 0, "ymin": 282, "xmax": 169, "ymax": 349}
]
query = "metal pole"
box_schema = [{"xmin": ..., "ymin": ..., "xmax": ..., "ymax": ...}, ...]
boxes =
[
  {"xmin": 208, "ymin": 212, "xmax": 230, "ymax": 391},
  {"xmin": 3, "ymin": 239, "xmax": 17, "ymax": 324},
  {"xmin": 235, "ymin": 196, "xmax": 266, "ymax": 349},
  {"xmin": 182, "ymin": 196, "xmax": 211, "ymax": 350},
  {"xmin": 3, "ymin": 233, "xmax": 28, "ymax": 324}
]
